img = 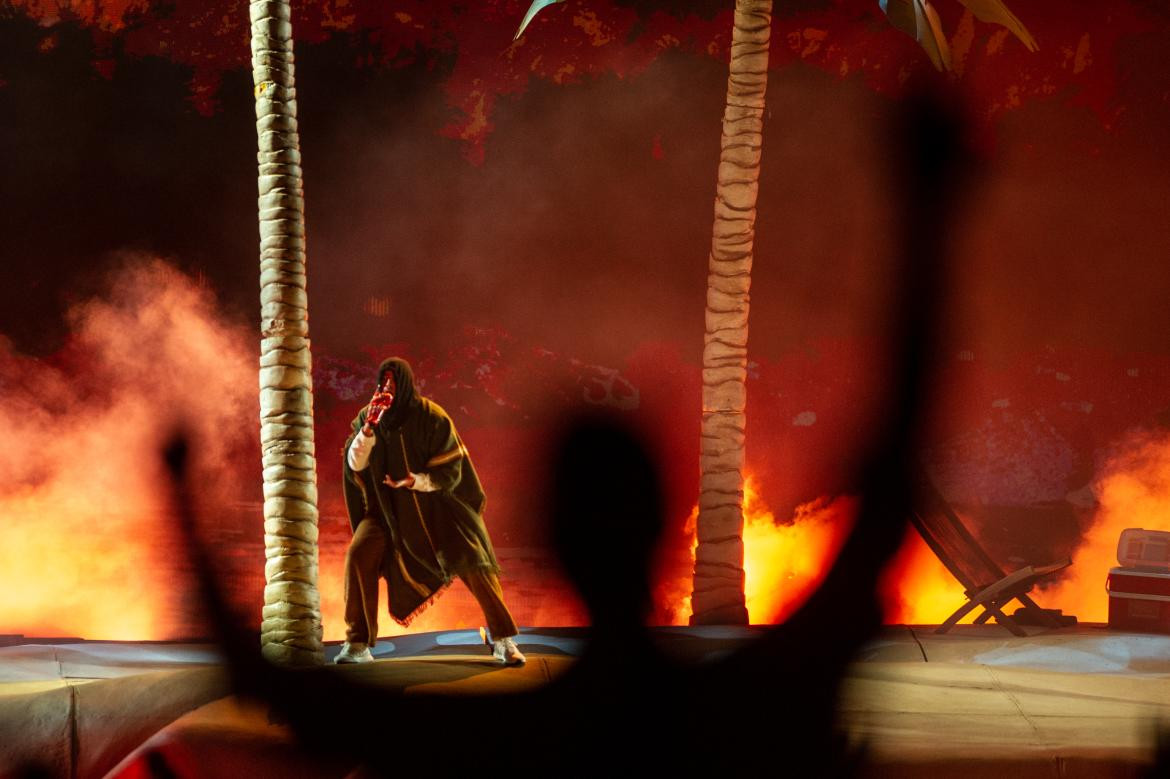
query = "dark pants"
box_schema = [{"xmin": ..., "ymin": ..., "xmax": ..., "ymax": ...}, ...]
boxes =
[{"xmin": 344, "ymin": 517, "xmax": 519, "ymax": 646}]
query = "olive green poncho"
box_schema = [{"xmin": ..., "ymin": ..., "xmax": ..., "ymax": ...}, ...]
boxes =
[{"xmin": 342, "ymin": 394, "xmax": 502, "ymax": 626}]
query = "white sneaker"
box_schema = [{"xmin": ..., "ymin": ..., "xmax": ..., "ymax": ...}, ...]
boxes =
[
  {"xmin": 335, "ymin": 641, "xmax": 374, "ymax": 664},
  {"xmin": 491, "ymin": 636, "xmax": 526, "ymax": 666}
]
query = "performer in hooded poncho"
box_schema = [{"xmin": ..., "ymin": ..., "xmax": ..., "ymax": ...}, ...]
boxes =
[{"xmin": 337, "ymin": 357, "xmax": 525, "ymax": 666}]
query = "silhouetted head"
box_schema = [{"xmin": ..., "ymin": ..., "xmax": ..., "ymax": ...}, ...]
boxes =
[
  {"xmin": 375, "ymin": 357, "xmax": 419, "ymax": 430},
  {"xmin": 547, "ymin": 413, "xmax": 664, "ymax": 629}
]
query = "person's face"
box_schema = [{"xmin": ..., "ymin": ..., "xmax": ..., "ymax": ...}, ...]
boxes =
[{"xmin": 377, "ymin": 372, "xmax": 397, "ymax": 405}]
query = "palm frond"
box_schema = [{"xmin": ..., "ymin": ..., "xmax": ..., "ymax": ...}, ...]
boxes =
[
  {"xmin": 880, "ymin": 0, "xmax": 952, "ymax": 71},
  {"xmin": 956, "ymin": 0, "xmax": 1038, "ymax": 51},
  {"xmin": 515, "ymin": 0, "xmax": 566, "ymax": 40}
]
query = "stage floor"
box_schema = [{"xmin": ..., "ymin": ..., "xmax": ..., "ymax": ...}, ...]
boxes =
[{"xmin": 2, "ymin": 624, "xmax": 1168, "ymax": 778}]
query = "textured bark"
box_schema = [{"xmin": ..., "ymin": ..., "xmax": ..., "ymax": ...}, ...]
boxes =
[
  {"xmin": 251, "ymin": 0, "xmax": 323, "ymax": 666},
  {"xmin": 692, "ymin": 0, "xmax": 772, "ymax": 626}
]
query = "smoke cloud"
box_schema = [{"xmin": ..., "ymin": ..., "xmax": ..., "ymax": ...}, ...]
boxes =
[{"xmin": 0, "ymin": 258, "xmax": 256, "ymax": 639}]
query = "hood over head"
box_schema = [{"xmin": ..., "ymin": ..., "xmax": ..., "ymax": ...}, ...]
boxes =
[{"xmin": 375, "ymin": 357, "xmax": 420, "ymax": 431}]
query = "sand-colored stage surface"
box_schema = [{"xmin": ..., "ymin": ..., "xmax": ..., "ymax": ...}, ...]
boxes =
[{"xmin": 2, "ymin": 626, "xmax": 1168, "ymax": 778}]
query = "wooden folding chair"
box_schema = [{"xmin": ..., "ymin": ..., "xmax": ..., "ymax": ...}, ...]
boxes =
[{"xmin": 910, "ymin": 471, "xmax": 1072, "ymax": 636}]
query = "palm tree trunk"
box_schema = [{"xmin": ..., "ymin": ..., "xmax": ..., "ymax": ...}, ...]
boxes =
[
  {"xmin": 250, "ymin": 0, "xmax": 323, "ymax": 666},
  {"xmin": 692, "ymin": 0, "xmax": 772, "ymax": 626}
]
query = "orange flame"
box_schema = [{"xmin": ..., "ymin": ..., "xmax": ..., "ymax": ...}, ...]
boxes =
[
  {"xmin": 1040, "ymin": 431, "xmax": 1170, "ymax": 622},
  {"xmin": 667, "ymin": 476, "xmax": 854, "ymax": 625},
  {"xmin": 880, "ymin": 528, "xmax": 970, "ymax": 625},
  {"xmin": 667, "ymin": 506, "xmax": 699, "ymax": 625},
  {"xmin": 742, "ymin": 486, "xmax": 854, "ymax": 623},
  {"xmin": 667, "ymin": 475, "xmax": 974, "ymax": 626}
]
